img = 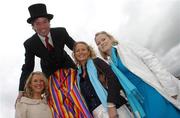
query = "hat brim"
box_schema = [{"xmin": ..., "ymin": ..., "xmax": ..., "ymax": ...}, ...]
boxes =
[{"xmin": 27, "ymin": 14, "xmax": 53, "ymax": 24}]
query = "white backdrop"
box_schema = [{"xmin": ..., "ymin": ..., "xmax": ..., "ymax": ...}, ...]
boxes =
[{"xmin": 0, "ymin": 0, "xmax": 180, "ymax": 118}]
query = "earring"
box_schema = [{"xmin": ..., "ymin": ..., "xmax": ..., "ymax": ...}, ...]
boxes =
[{"xmin": 112, "ymin": 42, "xmax": 118, "ymax": 46}]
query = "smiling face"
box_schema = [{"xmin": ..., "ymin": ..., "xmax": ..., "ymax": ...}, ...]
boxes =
[
  {"xmin": 32, "ymin": 17, "xmax": 50, "ymax": 37},
  {"xmin": 30, "ymin": 74, "xmax": 45, "ymax": 98},
  {"xmin": 95, "ymin": 33, "xmax": 113, "ymax": 56},
  {"xmin": 74, "ymin": 43, "xmax": 90, "ymax": 66}
]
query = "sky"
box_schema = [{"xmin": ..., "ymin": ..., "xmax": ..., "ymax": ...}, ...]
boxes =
[{"xmin": 0, "ymin": 0, "xmax": 180, "ymax": 117}]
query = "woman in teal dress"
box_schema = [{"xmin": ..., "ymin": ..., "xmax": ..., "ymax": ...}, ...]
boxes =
[{"xmin": 94, "ymin": 31, "xmax": 180, "ymax": 118}]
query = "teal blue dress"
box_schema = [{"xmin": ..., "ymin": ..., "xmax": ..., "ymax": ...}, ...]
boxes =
[{"xmin": 115, "ymin": 51, "xmax": 180, "ymax": 118}]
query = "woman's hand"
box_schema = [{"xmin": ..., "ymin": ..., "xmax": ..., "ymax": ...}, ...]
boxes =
[
  {"xmin": 108, "ymin": 103, "xmax": 118, "ymax": 118},
  {"xmin": 171, "ymin": 95, "xmax": 178, "ymax": 99}
]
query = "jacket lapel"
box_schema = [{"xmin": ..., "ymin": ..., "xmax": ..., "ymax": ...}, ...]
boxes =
[{"xmin": 32, "ymin": 34, "xmax": 49, "ymax": 57}]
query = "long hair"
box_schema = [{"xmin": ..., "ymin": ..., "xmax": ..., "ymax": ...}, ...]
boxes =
[
  {"xmin": 95, "ymin": 31, "xmax": 118, "ymax": 60},
  {"xmin": 24, "ymin": 71, "xmax": 49, "ymax": 99},
  {"xmin": 72, "ymin": 41, "xmax": 96, "ymax": 65}
]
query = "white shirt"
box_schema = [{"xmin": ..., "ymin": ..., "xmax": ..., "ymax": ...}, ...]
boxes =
[{"xmin": 38, "ymin": 33, "xmax": 54, "ymax": 47}]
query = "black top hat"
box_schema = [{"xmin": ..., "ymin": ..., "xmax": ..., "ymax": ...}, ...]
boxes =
[{"xmin": 27, "ymin": 3, "xmax": 53, "ymax": 24}]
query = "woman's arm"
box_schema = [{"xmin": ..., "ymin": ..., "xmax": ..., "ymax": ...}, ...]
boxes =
[
  {"xmin": 93, "ymin": 58, "xmax": 126, "ymax": 106},
  {"xmin": 15, "ymin": 101, "xmax": 27, "ymax": 118}
]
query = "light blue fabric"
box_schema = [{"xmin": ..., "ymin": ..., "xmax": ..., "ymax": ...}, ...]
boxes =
[
  {"xmin": 77, "ymin": 59, "xmax": 108, "ymax": 110},
  {"xmin": 110, "ymin": 47, "xmax": 145, "ymax": 118},
  {"xmin": 111, "ymin": 47, "xmax": 180, "ymax": 118}
]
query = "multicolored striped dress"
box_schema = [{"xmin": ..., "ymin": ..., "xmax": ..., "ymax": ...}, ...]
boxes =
[{"xmin": 48, "ymin": 68, "xmax": 92, "ymax": 118}]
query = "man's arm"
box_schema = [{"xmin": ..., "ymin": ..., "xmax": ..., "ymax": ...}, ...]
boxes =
[
  {"xmin": 19, "ymin": 41, "xmax": 35, "ymax": 91},
  {"xmin": 63, "ymin": 28, "xmax": 76, "ymax": 50}
]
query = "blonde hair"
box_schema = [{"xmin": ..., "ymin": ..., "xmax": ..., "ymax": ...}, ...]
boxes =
[
  {"xmin": 24, "ymin": 71, "xmax": 49, "ymax": 99},
  {"xmin": 95, "ymin": 31, "xmax": 118, "ymax": 60},
  {"xmin": 72, "ymin": 41, "xmax": 96, "ymax": 65}
]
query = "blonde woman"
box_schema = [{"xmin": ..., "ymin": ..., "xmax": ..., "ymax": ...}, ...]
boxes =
[
  {"xmin": 15, "ymin": 71, "xmax": 52, "ymax": 118},
  {"xmin": 95, "ymin": 31, "xmax": 180, "ymax": 118},
  {"xmin": 73, "ymin": 41, "xmax": 133, "ymax": 118}
]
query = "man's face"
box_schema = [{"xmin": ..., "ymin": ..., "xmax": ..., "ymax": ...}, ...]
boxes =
[{"xmin": 32, "ymin": 17, "xmax": 50, "ymax": 37}]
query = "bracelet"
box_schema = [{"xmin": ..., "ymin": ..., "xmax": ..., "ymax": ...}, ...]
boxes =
[{"xmin": 107, "ymin": 103, "xmax": 115, "ymax": 108}]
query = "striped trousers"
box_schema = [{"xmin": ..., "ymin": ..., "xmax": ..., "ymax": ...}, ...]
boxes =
[{"xmin": 48, "ymin": 68, "xmax": 92, "ymax": 118}]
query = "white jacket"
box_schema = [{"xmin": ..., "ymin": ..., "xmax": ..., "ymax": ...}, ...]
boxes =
[
  {"xmin": 15, "ymin": 97, "xmax": 52, "ymax": 118},
  {"xmin": 114, "ymin": 40, "xmax": 180, "ymax": 109}
]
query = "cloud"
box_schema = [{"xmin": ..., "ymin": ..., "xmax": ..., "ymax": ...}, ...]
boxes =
[
  {"xmin": 145, "ymin": 1, "xmax": 180, "ymax": 56},
  {"xmin": 161, "ymin": 43, "xmax": 180, "ymax": 77}
]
